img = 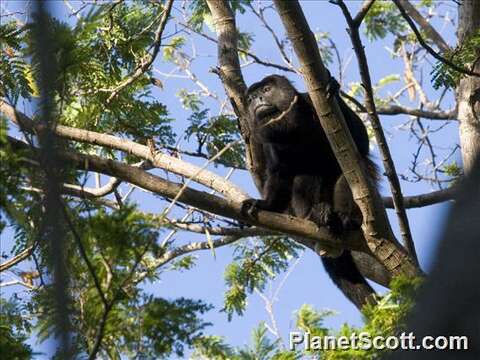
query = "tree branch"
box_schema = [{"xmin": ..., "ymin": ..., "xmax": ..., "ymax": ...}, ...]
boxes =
[
  {"xmin": 273, "ymin": 0, "xmax": 419, "ymax": 278},
  {"xmin": 335, "ymin": 0, "xmax": 418, "ymax": 265},
  {"xmin": 353, "ymin": 0, "xmax": 376, "ymax": 26},
  {"xmin": 395, "ymin": 0, "xmax": 450, "ymax": 53},
  {"xmin": 9, "ymin": 136, "xmax": 367, "ymax": 253},
  {"xmin": 383, "ymin": 186, "xmax": 457, "ymax": 209},
  {"xmin": 375, "ymin": 105, "xmax": 457, "ymax": 120},
  {"xmin": 167, "ymin": 220, "xmax": 276, "ymax": 237},
  {"xmin": 206, "ymin": 0, "xmax": 266, "ymax": 191},
  {"xmin": 393, "ymin": 0, "xmax": 480, "ymax": 78},
  {"xmin": 0, "ymin": 245, "xmax": 35, "ymax": 272},
  {"xmin": 178, "ymin": 20, "xmax": 295, "ymax": 74},
  {"xmin": 0, "ymin": 99, "xmax": 248, "ymax": 202},
  {"xmin": 341, "ymin": 91, "xmax": 457, "ymax": 120},
  {"xmin": 102, "ymin": 0, "xmax": 174, "ymax": 103}
]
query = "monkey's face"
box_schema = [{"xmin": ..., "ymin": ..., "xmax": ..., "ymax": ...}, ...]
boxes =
[{"xmin": 247, "ymin": 76, "xmax": 297, "ymax": 125}]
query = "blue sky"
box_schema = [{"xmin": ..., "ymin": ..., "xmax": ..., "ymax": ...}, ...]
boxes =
[{"xmin": 0, "ymin": 1, "xmax": 460, "ymax": 358}]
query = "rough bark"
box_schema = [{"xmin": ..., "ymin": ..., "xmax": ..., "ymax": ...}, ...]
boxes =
[
  {"xmin": 456, "ymin": 0, "xmax": 480, "ymax": 173},
  {"xmin": 205, "ymin": 0, "xmax": 266, "ymax": 190},
  {"xmin": 9, "ymin": 137, "xmax": 368, "ymax": 253},
  {"xmin": 273, "ymin": 0, "xmax": 419, "ymax": 278},
  {"xmin": 1, "ymin": 99, "xmax": 248, "ymax": 202}
]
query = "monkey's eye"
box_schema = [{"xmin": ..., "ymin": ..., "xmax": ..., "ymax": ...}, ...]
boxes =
[{"xmin": 263, "ymin": 86, "xmax": 271, "ymax": 93}]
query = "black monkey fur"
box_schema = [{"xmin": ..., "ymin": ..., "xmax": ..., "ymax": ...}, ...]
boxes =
[{"xmin": 243, "ymin": 75, "xmax": 377, "ymax": 309}]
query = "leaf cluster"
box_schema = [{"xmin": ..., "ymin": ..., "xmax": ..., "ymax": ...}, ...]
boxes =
[{"xmin": 222, "ymin": 236, "xmax": 302, "ymax": 319}]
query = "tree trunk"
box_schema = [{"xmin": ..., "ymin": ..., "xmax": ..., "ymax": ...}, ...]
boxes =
[{"xmin": 456, "ymin": 0, "xmax": 480, "ymax": 173}]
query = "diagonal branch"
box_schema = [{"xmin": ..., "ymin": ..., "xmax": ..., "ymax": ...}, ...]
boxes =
[
  {"xmin": 0, "ymin": 99, "xmax": 248, "ymax": 202},
  {"xmin": 353, "ymin": 0, "xmax": 376, "ymax": 26},
  {"xmin": 335, "ymin": 0, "xmax": 418, "ymax": 265},
  {"xmin": 0, "ymin": 245, "xmax": 35, "ymax": 272},
  {"xmin": 393, "ymin": 0, "xmax": 480, "ymax": 78},
  {"xmin": 273, "ymin": 0, "xmax": 419, "ymax": 278},
  {"xmin": 395, "ymin": 0, "xmax": 450, "ymax": 53}
]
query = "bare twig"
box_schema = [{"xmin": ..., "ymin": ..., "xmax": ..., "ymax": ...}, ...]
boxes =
[
  {"xmin": 340, "ymin": 91, "xmax": 456, "ymax": 120},
  {"xmin": 102, "ymin": 0, "xmax": 174, "ymax": 103},
  {"xmin": 0, "ymin": 246, "xmax": 35, "ymax": 272},
  {"xmin": 395, "ymin": 0, "xmax": 450, "ymax": 52},
  {"xmin": 247, "ymin": 3, "xmax": 297, "ymax": 72},
  {"xmin": 62, "ymin": 205, "xmax": 108, "ymax": 307},
  {"xmin": 167, "ymin": 220, "xmax": 275, "ymax": 237},
  {"xmin": 177, "ymin": 20, "xmax": 295, "ymax": 73},
  {"xmin": 161, "ymin": 139, "xmax": 241, "ymax": 218},
  {"xmin": 0, "ymin": 279, "xmax": 35, "ymax": 289},
  {"xmin": 135, "ymin": 235, "xmax": 242, "ymax": 284}
]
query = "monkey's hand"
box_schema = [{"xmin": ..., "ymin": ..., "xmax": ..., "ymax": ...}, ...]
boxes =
[
  {"xmin": 326, "ymin": 75, "xmax": 341, "ymax": 100},
  {"xmin": 310, "ymin": 202, "xmax": 343, "ymax": 235},
  {"xmin": 241, "ymin": 198, "xmax": 273, "ymax": 219}
]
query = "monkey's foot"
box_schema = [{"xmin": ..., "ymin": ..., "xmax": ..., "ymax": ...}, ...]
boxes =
[{"xmin": 241, "ymin": 198, "xmax": 261, "ymax": 219}]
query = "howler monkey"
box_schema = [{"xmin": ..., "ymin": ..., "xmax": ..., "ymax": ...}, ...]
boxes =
[{"xmin": 243, "ymin": 75, "xmax": 377, "ymax": 309}]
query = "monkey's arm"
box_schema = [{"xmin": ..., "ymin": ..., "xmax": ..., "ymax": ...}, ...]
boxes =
[{"xmin": 241, "ymin": 146, "xmax": 293, "ymax": 217}]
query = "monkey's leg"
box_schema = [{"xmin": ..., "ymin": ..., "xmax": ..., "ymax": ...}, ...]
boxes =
[
  {"xmin": 291, "ymin": 175, "xmax": 341, "ymax": 230},
  {"xmin": 333, "ymin": 175, "xmax": 363, "ymax": 230},
  {"xmin": 325, "ymin": 176, "xmax": 377, "ymax": 309}
]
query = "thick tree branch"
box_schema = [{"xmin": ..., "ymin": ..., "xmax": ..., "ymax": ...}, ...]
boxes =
[
  {"xmin": 0, "ymin": 99, "xmax": 248, "ymax": 202},
  {"xmin": 9, "ymin": 136, "xmax": 367, "ymax": 253},
  {"xmin": 206, "ymin": 0, "xmax": 267, "ymax": 190},
  {"xmin": 273, "ymin": 0, "xmax": 419, "ymax": 278},
  {"xmin": 456, "ymin": 0, "xmax": 480, "ymax": 173}
]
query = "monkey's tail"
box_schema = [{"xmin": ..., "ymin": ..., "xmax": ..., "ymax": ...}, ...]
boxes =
[{"xmin": 321, "ymin": 251, "xmax": 376, "ymax": 310}]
